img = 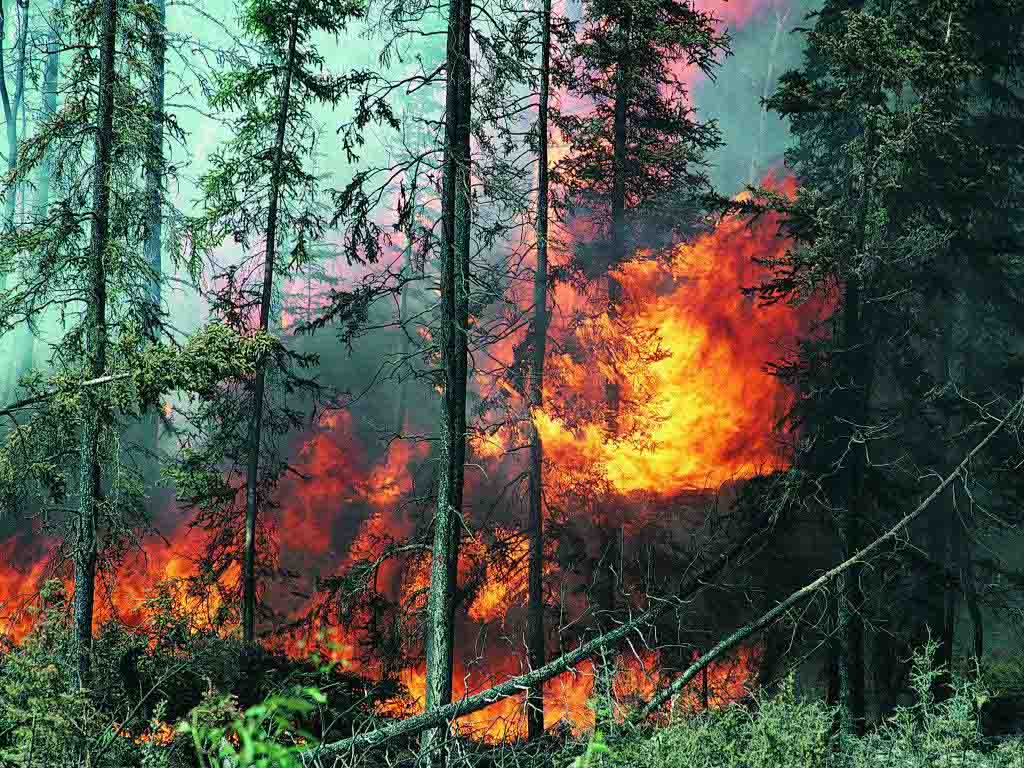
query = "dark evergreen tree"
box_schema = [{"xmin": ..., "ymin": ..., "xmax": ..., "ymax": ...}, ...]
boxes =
[{"xmin": 762, "ymin": 0, "xmax": 1024, "ymax": 733}]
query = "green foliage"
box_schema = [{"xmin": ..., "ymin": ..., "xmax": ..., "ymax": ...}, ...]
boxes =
[
  {"xmin": 178, "ymin": 686, "xmax": 325, "ymax": 768},
  {"xmin": 845, "ymin": 641, "xmax": 999, "ymax": 768},
  {"xmin": 0, "ymin": 583, "xmax": 164, "ymax": 767},
  {"xmin": 597, "ymin": 645, "xmax": 1024, "ymax": 768},
  {"xmin": 610, "ymin": 675, "xmax": 832, "ymax": 768},
  {"xmin": 0, "ymin": 323, "xmax": 281, "ymax": 520},
  {"xmin": 573, "ymin": 731, "xmax": 612, "ymax": 768}
]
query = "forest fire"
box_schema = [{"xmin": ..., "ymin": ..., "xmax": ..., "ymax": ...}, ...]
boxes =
[{"xmin": 0, "ymin": 179, "xmax": 795, "ymax": 743}]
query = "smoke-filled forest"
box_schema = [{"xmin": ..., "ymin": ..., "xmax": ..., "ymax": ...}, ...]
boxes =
[{"xmin": 0, "ymin": 0, "xmax": 1023, "ymax": 765}]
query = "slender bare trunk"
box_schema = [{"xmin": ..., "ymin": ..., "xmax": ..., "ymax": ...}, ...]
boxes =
[
  {"xmin": 242, "ymin": 16, "xmax": 298, "ymax": 646},
  {"xmin": 526, "ymin": 0, "xmax": 552, "ymax": 740},
  {"xmin": 76, "ymin": 0, "xmax": 117, "ymax": 688},
  {"xmin": 394, "ymin": 155, "xmax": 422, "ymax": 435},
  {"xmin": 420, "ymin": 0, "xmax": 471, "ymax": 761},
  {"xmin": 836, "ymin": 272, "xmax": 866, "ymax": 740},
  {"xmin": 144, "ymin": 0, "xmax": 165, "ymax": 326},
  {"xmin": 605, "ymin": 5, "xmax": 631, "ymax": 431},
  {"xmin": 0, "ymin": 0, "xmax": 28, "ymax": 406},
  {"xmin": 0, "ymin": 0, "xmax": 27, "ymax": 226},
  {"xmin": 836, "ymin": 97, "xmax": 878, "ymax": 740},
  {"xmin": 747, "ymin": 8, "xmax": 789, "ymax": 186},
  {"xmin": 141, "ymin": 0, "xmax": 166, "ymax": 471},
  {"xmin": 37, "ymin": 3, "xmax": 58, "ymax": 216}
]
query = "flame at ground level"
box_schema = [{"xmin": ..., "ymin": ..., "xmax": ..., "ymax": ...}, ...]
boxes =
[{"xmin": 376, "ymin": 645, "xmax": 759, "ymax": 742}]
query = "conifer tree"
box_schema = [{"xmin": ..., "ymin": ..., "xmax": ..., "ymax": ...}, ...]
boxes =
[
  {"xmin": 762, "ymin": 0, "xmax": 1024, "ymax": 735},
  {"xmin": 0, "ymin": 0, "xmax": 283, "ymax": 687},
  {"xmin": 183, "ymin": 0, "xmax": 369, "ymax": 646}
]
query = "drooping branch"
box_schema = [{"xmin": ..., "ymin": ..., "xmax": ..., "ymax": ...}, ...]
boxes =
[
  {"xmin": 633, "ymin": 391, "xmax": 1024, "ymax": 720},
  {"xmin": 0, "ymin": 374, "xmax": 132, "ymax": 420}
]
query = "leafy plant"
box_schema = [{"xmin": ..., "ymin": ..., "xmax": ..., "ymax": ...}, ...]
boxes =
[{"xmin": 178, "ymin": 686, "xmax": 326, "ymax": 768}]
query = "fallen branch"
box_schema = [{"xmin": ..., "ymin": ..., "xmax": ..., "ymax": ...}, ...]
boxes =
[
  {"xmin": 633, "ymin": 391, "xmax": 1024, "ymax": 720},
  {"xmin": 306, "ymin": 509, "xmax": 777, "ymax": 760},
  {"xmin": 0, "ymin": 373, "xmax": 131, "ymax": 419}
]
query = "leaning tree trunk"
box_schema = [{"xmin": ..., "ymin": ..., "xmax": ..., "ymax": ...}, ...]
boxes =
[
  {"xmin": 526, "ymin": 0, "xmax": 552, "ymax": 740},
  {"xmin": 420, "ymin": 0, "xmax": 471, "ymax": 762},
  {"xmin": 76, "ymin": 0, "xmax": 117, "ymax": 688},
  {"xmin": 242, "ymin": 16, "xmax": 298, "ymax": 646}
]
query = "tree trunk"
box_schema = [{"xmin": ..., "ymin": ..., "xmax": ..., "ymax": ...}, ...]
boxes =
[
  {"xmin": 420, "ymin": 0, "xmax": 471, "ymax": 761},
  {"xmin": 393, "ymin": 154, "xmax": 422, "ymax": 435},
  {"xmin": 836, "ymin": 272, "xmax": 867, "ymax": 739},
  {"xmin": 526, "ymin": 0, "xmax": 552, "ymax": 740},
  {"xmin": 605, "ymin": 4, "xmax": 631, "ymax": 430},
  {"xmin": 10, "ymin": 0, "xmax": 33, "ymax": 383},
  {"xmin": 0, "ymin": 0, "xmax": 27, "ymax": 227},
  {"xmin": 0, "ymin": 0, "xmax": 28, "ymax": 406},
  {"xmin": 143, "ymin": 0, "xmax": 166, "ymax": 470},
  {"xmin": 836, "ymin": 97, "xmax": 879, "ymax": 739},
  {"xmin": 76, "ymin": 0, "xmax": 117, "ymax": 688},
  {"xmin": 242, "ymin": 16, "xmax": 298, "ymax": 646},
  {"xmin": 591, "ymin": 7, "xmax": 632, "ymax": 730}
]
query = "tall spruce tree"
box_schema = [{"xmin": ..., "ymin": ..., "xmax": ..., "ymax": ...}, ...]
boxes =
[{"xmin": 183, "ymin": 0, "xmax": 368, "ymax": 646}]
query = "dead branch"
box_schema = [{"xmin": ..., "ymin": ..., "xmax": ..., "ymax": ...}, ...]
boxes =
[{"xmin": 0, "ymin": 373, "xmax": 131, "ymax": 419}]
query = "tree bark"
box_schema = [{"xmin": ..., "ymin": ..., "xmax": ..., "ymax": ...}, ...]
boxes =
[
  {"xmin": 420, "ymin": 0, "xmax": 471, "ymax": 762},
  {"xmin": 835, "ymin": 92, "xmax": 880, "ymax": 738},
  {"xmin": 0, "ymin": 0, "xmax": 29, "ymax": 406},
  {"xmin": 0, "ymin": 0, "xmax": 28, "ymax": 227},
  {"xmin": 526, "ymin": 0, "xmax": 551, "ymax": 740},
  {"xmin": 837, "ymin": 273, "xmax": 867, "ymax": 739},
  {"xmin": 242, "ymin": 15, "xmax": 298, "ymax": 646},
  {"xmin": 142, "ymin": 0, "xmax": 166, "ymax": 470},
  {"xmin": 76, "ymin": 0, "xmax": 117, "ymax": 688},
  {"xmin": 604, "ymin": 3, "xmax": 631, "ymax": 430},
  {"xmin": 144, "ymin": 0, "xmax": 165, "ymax": 326}
]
